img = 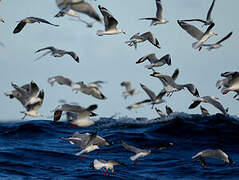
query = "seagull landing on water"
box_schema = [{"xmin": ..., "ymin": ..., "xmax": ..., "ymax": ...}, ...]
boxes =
[
  {"xmin": 35, "ymin": 46, "xmax": 79, "ymax": 63},
  {"xmin": 13, "ymin": 17, "xmax": 59, "ymax": 34},
  {"xmin": 188, "ymin": 96, "xmax": 227, "ymax": 115},
  {"xmin": 202, "ymin": 32, "xmax": 232, "ymax": 51},
  {"xmin": 192, "ymin": 149, "xmax": 234, "ymax": 168},
  {"xmin": 97, "ymin": 5, "xmax": 125, "ymax": 36},
  {"xmin": 136, "ymin": 53, "xmax": 171, "ymax": 71},
  {"xmin": 180, "ymin": 0, "xmax": 216, "ymax": 26},
  {"xmin": 61, "ymin": 131, "xmax": 112, "ymax": 160},
  {"xmin": 177, "ymin": 20, "xmax": 217, "ymax": 50},
  {"xmin": 125, "ymin": 32, "xmax": 160, "ymax": 49},
  {"xmin": 139, "ymin": 0, "xmax": 168, "ymax": 26},
  {"xmin": 121, "ymin": 140, "xmax": 151, "ymax": 164},
  {"xmin": 91, "ymin": 159, "xmax": 126, "ymax": 175}
]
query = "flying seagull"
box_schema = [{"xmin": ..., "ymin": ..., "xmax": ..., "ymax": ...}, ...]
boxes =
[
  {"xmin": 53, "ymin": 104, "xmax": 97, "ymax": 126},
  {"xmin": 56, "ymin": 0, "xmax": 101, "ymax": 22},
  {"xmin": 188, "ymin": 96, "xmax": 227, "ymax": 115},
  {"xmin": 177, "ymin": 20, "xmax": 217, "ymax": 50},
  {"xmin": 140, "ymin": 83, "xmax": 166, "ymax": 108},
  {"xmin": 0, "ymin": 17, "xmax": 4, "ymax": 23},
  {"xmin": 125, "ymin": 32, "xmax": 160, "ymax": 49},
  {"xmin": 74, "ymin": 81, "xmax": 107, "ymax": 100},
  {"xmin": 120, "ymin": 81, "xmax": 140, "ymax": 99},
  {"xmin": 97, "ymin": 5, "xmax": 125, "ymax": 36},
  {"xmin": 136, "ymin": 53, "xmax": 171, "ymax": 70},
  {"xmin": 13, "ymin": 17, "xmax": 59, "ymax": 34},
  {"xmin": 91, "ymin": 159, "xmax": 126, "ymax": 175},
  {"xmin": 180, "ymin": 0, "xmax": 216, "ymax": 26},
  {"xmin": 139, "ymin": 0, "xmax": 168, "ymax": 25},
  {"xmin": 35, "ymin": 46, "xmax": 79, "ymax": 63},
  {"xmin": 121, "ymin": 140, "xmax": 151, "ymax": 164},
  {"xmin": 192, "ymin": 149, "xmax": 234, "ymax": 168},
  {"xmin": 202, "ymin": 32, "xmax": 233, "ymax": 51},
  {"xmin": 5, "ymin": 81, "xmax": 44, "ymax": 119},
  {"xmin": 150, "ymin": 71, "xmax": 200, "ymax": 97},
  {"xmin": 216, "ymin": 71, "xmax": 239, "ymax": 98},
  {"xmin": 165, "ymin": 105, "xmax": 173, "ymax": 115}
]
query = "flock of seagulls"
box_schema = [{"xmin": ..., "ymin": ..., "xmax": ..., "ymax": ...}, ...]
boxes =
[{"xmin": 1, "ymin": 0, "xmax": 238, "ymax": 175}]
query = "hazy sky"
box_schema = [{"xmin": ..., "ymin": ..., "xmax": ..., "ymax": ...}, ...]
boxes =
[{"xmin": 0, "ymin": 0, "xmax": 238, "ymax": 121}]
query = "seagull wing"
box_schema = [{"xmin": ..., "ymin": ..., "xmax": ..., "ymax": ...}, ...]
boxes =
[
  {"xmin": 140, "ymin": 83, "xmax": 156, "ymax": 100},
  {"xmin": 205, "ymin": 96, "xmax": 227, "ymax": 114},
  {"xmin": 171, "ymin": 68, "xmax": 179, "ymax": 81},
  {"xmin": 98, "ymin": 5, "xmax": 118, "ymax": 31},
  {"xmin": 31, "ymin": 17, "xmax": 59, "ymax": 26},
  {"xmin": 65, "ymin": 51, "xmax": 79, "ymax": 63},
  {"xmin": 188, "ymin": 100, "xmax": 201, "ymax": 109},
  {"xmin": 35, "ymin": 46, "xmax": 56, "ymax": 53},
  {"xmin": 206, "ymin": 0, "xmax": 216, "ymax": 22},
  {"xmin": 155, "ymin": 0, "xmax": 163, "ymax": 19},
  {"xmin": 177, "ymin": 20, "xmax": 204, "ymax": 40},
  {"xmin": 215, "ymin": 32, "xmax": 232, "ymax": 45},
  {"xmin": 121, "ymin": 141, "xmax": 142, "ymax": 153},
  {"xmin": 13, "ymin": 21, "xmax": 27, "ymax": 34}
]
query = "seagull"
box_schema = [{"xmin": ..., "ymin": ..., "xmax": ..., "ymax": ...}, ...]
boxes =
[
  {"xmin": 127, "ymin": 99, "xmax": 151, "ymax": 110},
  {"xmin": 192, "ymin": 149, "xmax": 234, "ymax": 168},
  {"xmin": 188, "ymin": 96, "xmax": 227, "ymax": 115},
  {"xmin": 216, "ymin": 71, "xmax": 239, "ymax": 98},
  {"xmin": 200, "ymin": 106, "xmax": 210, "ymax": 116},
  {"xmin": 177, "ymin": 20, "xmax": 217, "ymax": 50},
  {"xmin": 13, "ymin": 17, "xmax": 59, "ymax": 34},
  {"xmin": 121, "ymin": 140, "xmax": 151, "ymax": 164},
  {"xmin": 91, "ymin": 159, "xmax": 126, "ymax": 175},
  {"xmin": 202, "ymin": 32, "xmax": 232, "ymax": 51},
  {"xmin": 53, "ymin": 104, "xmax": 97, "ymax": 127},
  {"xmin": 150, "ymin": 71, "xmax": 200, "ymax": 97},
  {"xmin": 5, "ymin": 81, "xmax": 44, "ymax": 119},
  {"xmin": 120, "ymin": 81, "xmax": 140, "ymax": 99},
  {"xmin": 180, "ymin": 0, "xmax": 216, "ymax": 26},
  {"xmin": 61, "ymin": 131, "xmax": 111, "ymax": 148},
  {"xmin": 35, "ymin": 46, "xmax": 79, "ymax": 63},
  {"xmin": 139, "ymin": 0, "xmax": 168, "ymax": 25},
  {"xmin": 61, "ymin": 132, "xmax": 101, "ymax": 158},
  {"xmin": 136, "ymin": 53, "xmax": 171, "ymax": 70},
  {"xmin": 48, "ymin": 75, "xmax": 73, "ymax": 87},
  {"xmin": 56, "ymin": 0, "xmax": 101, "ymax": 22},
  {"xmin": 55, "ymin": 1, "xmax": 94, "ymax": 28},
  {"xmin": 140, "ymin": 83, "xmax": 166, "ymax": 108},
  {"xmin": 97, "ymin": 5, "xmax": 125, "ymax": 36},
  {"xmin": 74, "ymin": 81, "xmax": 107, "ymax": 100},
  {"xmin": 125, "ymin": 32, "xmax": 160, "ymax": 49}
]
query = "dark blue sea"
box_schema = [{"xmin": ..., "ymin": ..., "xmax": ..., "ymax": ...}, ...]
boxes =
[{"xmin": 0, "ymin": 113, "xmax": 239, "ymax": 179}]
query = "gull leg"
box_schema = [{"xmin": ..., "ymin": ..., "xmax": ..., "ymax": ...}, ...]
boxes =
[
  {"xmin": 69, "ymin": 124, "xmax": 76, "ymax": 129},
  {"xmin": 83, "ymin": 152, "xmax": 86, "ymax": 160},
  {"xmin": 134, "ymin": 159, "xmax": 139, "ymax": 165},
  {"xmin": 102, "ymin": 168, "xmax": 106, "ymax": 176}
]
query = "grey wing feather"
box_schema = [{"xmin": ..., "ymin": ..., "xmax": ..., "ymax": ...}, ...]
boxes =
[
  {"xmin": 35, "ymin": 46, "xmax": 56, "ymax": 53},
  {"xmin": 121, "ymin": 141, "xmax": 142, "ymax": 153},
  {"xmin": 177, "ymin": 20, "xmax": 204, "ymax": 40},
  {"xmin": 155, "ymin": 0, "xmax": 163, "ymax": 19},
  {"xmin": 140, "ymin": 83, "xmax": 156, "ymax": 100},
  {"xmin": 206, "ymin": 0, "xmax": 216, "ymax": 22},
  {"xmin": 215, "ymin": 32, "xmax": 232, "ymax": 44},
  {"xmin": 171, "ymin": 68, "xmax": 179, "ymax": 81}
]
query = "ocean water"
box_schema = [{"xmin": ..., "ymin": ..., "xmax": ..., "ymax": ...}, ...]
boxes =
[{"xmin": 0, "ymin": 113, "xmax": 239, "ymax": 179}]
